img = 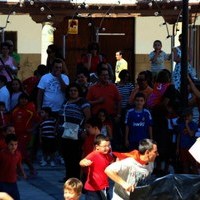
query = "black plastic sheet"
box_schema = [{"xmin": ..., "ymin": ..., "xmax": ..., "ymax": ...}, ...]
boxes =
[{"xmin": 130, "ymin": 174, "xmax": 200, "ymax": 200}]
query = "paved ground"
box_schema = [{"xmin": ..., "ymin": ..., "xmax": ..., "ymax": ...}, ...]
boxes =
[
  {"xmin": 18, "ymin": 163, "xmax": 66, "ymax": 200},
  {"xmin": 17, "ymin": 159, "xmax": 88, "ymax": 200}
]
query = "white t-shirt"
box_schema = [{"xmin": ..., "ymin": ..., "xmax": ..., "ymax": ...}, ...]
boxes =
[
  {"xmin": 37, "ymin": 73, "xmax": 69, "ymax": 112},
  {"xmin": 106, "ymin": 157, "xmax": 154, "ymax": 200}
]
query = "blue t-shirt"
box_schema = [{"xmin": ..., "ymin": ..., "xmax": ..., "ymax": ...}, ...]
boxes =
[
  {"xmin": 179, "ymin": 121, "xmax": 198, "ymax": 149},
  {"xmin": 125, "ymin": 108, "xmax": 152, "ymax": 143}
]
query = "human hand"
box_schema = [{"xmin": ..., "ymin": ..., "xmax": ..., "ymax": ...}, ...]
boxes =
[
  {"xmin": 122, "ymin": 182, "xmax": 135, "ymax": 193},
  {"xmin": 81, "ymin": 159, "xmax": 92, "ymax": 167}
]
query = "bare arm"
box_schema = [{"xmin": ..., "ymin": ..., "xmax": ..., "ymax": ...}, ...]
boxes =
[
  {"xmin": 57, "ymin": 75, "xmax": 68, "ymax": 92},
  {"xmin": 173, "ymin": 47, "xmax": 181, "ymax": 63},
  {"xmin": 79, "ymin": 158, "xmax": 92, "ymax": 167},
  {"xmin": 18, "ymin": 162, "xmax": 27, "ymax": 179},
  {"xmin": 83, "ymin": 106, "xmax": 91, "ymax": 121},
  {"xmin": 185, "ymin": 120, "xmax": 195, "ymax": 137},
  {"xmin": 105, "ymin": 167, "xmax": 135, "ymax": 192},
  {"xmin": 188, "ymin": 76, "xmax": 200, "ymax": 99}
]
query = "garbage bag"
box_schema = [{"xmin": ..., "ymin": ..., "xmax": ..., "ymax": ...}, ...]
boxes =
[{"xmin": 130, "ymin": 174, "xmax": 200, "ymax": 200}]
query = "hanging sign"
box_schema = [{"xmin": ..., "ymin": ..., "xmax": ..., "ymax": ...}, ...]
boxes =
[{"xmin": 68, "ymin": 19, "xmax": 78, "ymax": 34}]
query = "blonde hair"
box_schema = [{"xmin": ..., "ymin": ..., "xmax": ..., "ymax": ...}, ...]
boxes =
[{"xmin": 64, "ymin": 178, "xmax": 83, "ymax": 196}]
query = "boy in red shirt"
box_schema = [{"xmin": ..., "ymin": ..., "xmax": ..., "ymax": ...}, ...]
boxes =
[
  {"xmin": 80, "ymin": 134, "xmax": 113, "ymax": 200},
  {"xmin": 82, "ymin": 117, "xmax": 102, "ymax": 157},
  {"xmin": 0, "ymin": 134, "xmax": 26, "ymax": 200}
]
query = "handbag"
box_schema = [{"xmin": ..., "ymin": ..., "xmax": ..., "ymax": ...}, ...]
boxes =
[{"xmin": 62, "ymin": 103, "xmax": 83, "ymax": 140}]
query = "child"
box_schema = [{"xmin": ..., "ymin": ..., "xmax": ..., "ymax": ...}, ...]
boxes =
[
  {"xmin": 9, "ymin": 78, "xmax": 23, "ymax": 110},
  {"xmin": 64, "ymin": 178, "xmax": 83, "ymax": 200},
  {"xmin": 82, "ymin": 117, "xmax": 102, "ymax": 157},
  {"xmin": 0, "ymin": 125, "xmax": 16, "ymax": 150},
  {"xmin": 11, "ymin": 93, "xmax": 39, "ymax": 176},
  {"xmin": 125, "ymin": 92, "xmax": 153, "ymax": 150},
  {"xmin": 149, "ymin": 40, "xmax": 170, "ymax": 76},
  {"xmin": 0, "ymin": 102, "xmax": 11, "ymax": 132},
  {"xmin": 39, "ymin": 107, "xmax": 57, "ymax": 167},
  {"xmin": 80, "ymin": 134, "xmax": 113, "ymax": 200},
  {"xmin": 97, "ymin": 109, "xmax": 112, "ymax": 139},
  {"xmin": 0, "ymin": 134, "xmax": 26, "ymax": 200},
  {"xmin": 177, "ymin": 108, "xmax": 199, "ymax": 174}
]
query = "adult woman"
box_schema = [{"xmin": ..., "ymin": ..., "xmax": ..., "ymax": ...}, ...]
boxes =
[
  {"xmin": 59, "ymin": 83, "xmax": 91, "ymax": 181},
  {"xmin": 83, "ymin": 42, "xmax": 102, "ymax": 73},
  {"xmin": 172, "ymin": 34, "xmax": 196, "ymax": 90},
  {"xmin": 46, "ymin": 44, "xmax": 68, "ymax": 74},
  {"xmin": 9, "ymin": 78, "xmax": 24, "ymax": 110},
  {"xmin": 0, "ymin": 42, "xmax": 17, "ymax": 82}
]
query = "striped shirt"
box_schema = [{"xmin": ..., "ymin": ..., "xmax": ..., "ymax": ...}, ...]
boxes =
[
  {"xmin": 116, "ymin": 83, "xmax": 134, "ymax": 109},
  {"xmin": 40, "ymin": 118, "xmax": 56, "ymax": 138}
]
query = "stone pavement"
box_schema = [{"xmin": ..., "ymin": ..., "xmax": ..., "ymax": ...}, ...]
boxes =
[{"xmin": 18, "ymin": 163, "xmax": 86, "ymax": 200}]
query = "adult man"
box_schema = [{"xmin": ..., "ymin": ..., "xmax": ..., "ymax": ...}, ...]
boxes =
[
  {"xmin": 115, "ymin": 51, "xmax": 128, "ymax": 83},
  {"xmin": 87, "ymin": 67, "xmax": 121, "ymax": 117},
  {"xmin": 37, "ymin": 58, "xmax": 69, "ymax": 113},
  {"xmin": 128, "ymin": 71, "xmax": 153, "ymax": 106},
  {"xmin": 0, "ymin": 75, "xmax": 10, "ymax": 112},
  {"xmin": 105, "ymin": 139, "xmax": 158, "ymax": 200}
]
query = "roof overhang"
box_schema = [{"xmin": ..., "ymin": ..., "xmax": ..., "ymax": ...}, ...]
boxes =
[{"xmin": 0, "ymin": 0, "xmax": 200, "ymax": 24}]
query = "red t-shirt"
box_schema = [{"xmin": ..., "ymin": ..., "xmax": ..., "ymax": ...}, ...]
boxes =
[
  {"xmin": 0, "ymin": 136, "xmax": 7, "ymax": 151},
  {"xmin": 84, "ymin": 151, "xmax": 113, "ymax": 191},
  {"xmin": 0, "ymin": 149, "xmax": 22, "ymax": 183},
  {"xmin": 87, "ymin": 83, "xmax": 121, "ymax": 116},
  {"xmin": 23, "ymin": 76, "xmax": 39, "ymax": 95},
  {"xmin": 12, "ymin": 102, "xmax": 39, "ymax": 136},
  {"xmin": 0, "ymin": 112, "xmax": 11, "ymax": 129}
]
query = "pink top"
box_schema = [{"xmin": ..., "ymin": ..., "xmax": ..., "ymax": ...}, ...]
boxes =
[{"xmin": 0, "ymin": 56, "xmax": 16, "ymax": 82}]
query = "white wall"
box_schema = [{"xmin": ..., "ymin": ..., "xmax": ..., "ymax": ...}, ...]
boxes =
[
  {"xmin": 135, "ymin": 16, "xmax": 176, "ymax": 54},
  {"xmin": 0, "ymin": 15, "xmax": 42, "ymax": 53},
  {"xmin": 135, "ymin": 16, "xmax": 200, "ymax": 55},
  {"xmin": 1, "ymin": 14, "xmax": 199, "ymax": 56}
]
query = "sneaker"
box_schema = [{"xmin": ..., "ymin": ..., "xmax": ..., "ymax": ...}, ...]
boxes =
[
  {"xmin": 50, "ymin": 161, "xmax": 55, "ymax": 167},
  {"xmin": 40, "ymin": 160, "xmax": 47, "ymax": 167}
]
